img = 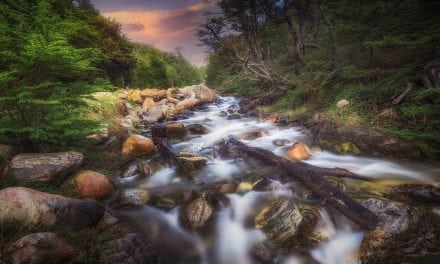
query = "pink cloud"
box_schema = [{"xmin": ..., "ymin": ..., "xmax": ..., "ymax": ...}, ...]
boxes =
[{"xmin": 103, "ymin": 2, "xmax": 215, "ymax": 66}]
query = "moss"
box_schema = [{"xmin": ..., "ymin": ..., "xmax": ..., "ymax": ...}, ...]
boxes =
[{"xmin": 335, "ymin": 141, "xmax": 362, "ymax": 155}]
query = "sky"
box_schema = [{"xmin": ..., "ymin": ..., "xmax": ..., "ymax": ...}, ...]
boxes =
[{"xmin": 91, "ymin": 0, "xmax": 217, "ymax": 66}]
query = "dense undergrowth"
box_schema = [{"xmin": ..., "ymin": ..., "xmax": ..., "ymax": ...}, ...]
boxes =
[{"xmin": 204, "ymin": 0, "xmax": 440, "ymax": 146}]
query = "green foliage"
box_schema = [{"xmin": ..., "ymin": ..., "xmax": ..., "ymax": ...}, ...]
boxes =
[
  {"xmin": 129, "ymin": 43, "xmax": 202, "ymax": 88},
  {"xmin": 0, "ymin": 0, "xmax": 116, "ymax": 151},
  {"xmin": 205, "ymin": 0, "xmax": 440, "ymax": 145}
]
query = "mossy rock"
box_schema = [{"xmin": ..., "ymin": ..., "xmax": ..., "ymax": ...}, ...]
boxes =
[{"xmin": 334, "ymin": 141, "xmax": 362, "ymax": 154}]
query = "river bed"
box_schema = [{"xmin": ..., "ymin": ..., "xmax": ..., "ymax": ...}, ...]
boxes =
[{"xmin": 112, "ymin": 96, "xmax": 440, "ymax": 264}]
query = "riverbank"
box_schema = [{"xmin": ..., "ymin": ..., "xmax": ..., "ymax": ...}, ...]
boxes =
[
  {"xmin": 1, "ymin": 86, "xmax": 439, "ymax": 264},
  {"xmin": 236, "ymin": 95, "xmax": 440, "ymax": 160}
]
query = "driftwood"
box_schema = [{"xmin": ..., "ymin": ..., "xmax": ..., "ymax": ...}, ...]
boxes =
[
  {"xmin": 151, "ymin": 125, "xmax": 191, "ymax": 178},
  {"xmin": 151, "ymin": 125, "xmax": 230, "ymax": 206},
  {"xmin": 226, "ymin": 137, "xmax": 378, "ymax": 230}
]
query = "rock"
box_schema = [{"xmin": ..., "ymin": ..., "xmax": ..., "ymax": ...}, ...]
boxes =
[
  {"xmin": 272, "ymin": 139, "xmax": 290, "ymax": 147},
  {"xmin": 99, "ymin": 233, "xmax": 159, "ymax": 264},
  {"xmin": 240, "ymin": 129, "xmax": 266, "ymax": 140},
  {"xmin": 255, "ymin": 198, "xmax": 303, "ymax": 249},
  {"xmin": 166, "ymin": 87, "xmax": 183, "ymax": 99},
  {"xmin": 10, "ymin": 151, "xmax": 83, "ymax": 186},
  {"xmin": 142, "ymin": 98, "xmax": 156, "ymax": 110},
  {"xmin": 336, "ymin": 99, "xmax": 350, "ymax": 108},
  {"xmin": 177, "ymin": 152, "xmax": 208, "ymax": 171},
  {"xmin": 116, "ymin": 188, "xmax": 150, "ymax": 207},
  {"xmin": 2, "ymin": 233, "xmax": 79, "ymax": 264},
  {"xmin": 137, "ymin": 160, "xmax": 152, "ymax": 177},
  {"xmin": 359, "ymin": 198, "xmax": 440, "ymax": 263},
  {"xmin": 127, "ymin": 90, "xmax": 143, "ymax": 104},
  {"xmin": 193, "ymin": 84, "xmax": 218, "ymax": 103},
  {"xmin": 186, "ymin": 124, "xmax": 209, "ymax": 135},
  {"xmin": 181, "ymin": 197, "xmax": 214, "ymax": 230},
  {"xmin": 122, "ymin": 135, "xmax": 155, "ymax": 157},
  {"xmin": 0, "ymin": 187, "xmax": 104, "ymax": 232},
  {"xmin": 236, "ymin": 182, "xmax": 253, "ymax": 194},
  {"xmin": 219, "ymin": 111, "xmax": 228, "ymax": 117},
  {"xmin": 141, "ymin": 88, "xmax": 166, "ymax": 101},
  {"xmin": 97, "ymin": 211, "xmax": 119, "ymax": 231},
  {"xmin": 166, "ymin": 123, "xmax": 187, "ymax": 139},
  {"xmin": 122, "ymin": 164, "xmax": 138, "ymax": 178},
  {"xmin": 385, "ymin": 183, "xmax": 440, "ymax": 206},
  {"xmin": 286, "ymin": 142, "xmax": 309, "ymax": 160},
  {"xmin": 227, "ymin": 113, "xmax": 242, "ymax": 120},
  {"xmin": 174, "ymin": 98, "xmax": 201, "ymax": 113},
  {"xmin": 62, "ymin": 170, "xmax": 114, "ymax": 199},
  {"xmin": 144, "ymin": 106, "xmax": 165, "ymax": 122}
]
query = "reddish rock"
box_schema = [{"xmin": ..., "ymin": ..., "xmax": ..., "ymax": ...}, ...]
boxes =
[
  {"xmin": 122, "ymin": 135, "xmax": 155, "ymax": 157},
  {"xmin": 63, "ymin": 170, "xmax": 114, "ymax": 199},
  {"xmin": 287, "ymin": 142, "xmax": 309, "ymax": 160}
]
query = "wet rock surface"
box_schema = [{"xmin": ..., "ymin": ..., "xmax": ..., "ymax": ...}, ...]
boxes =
[
  {"xmin": 359, "ymin": 198, "xmax": 440, "ymax": 263},
  {"xmin": 122, "ymin": 135, "xmax": 156, "ymax": 157}
]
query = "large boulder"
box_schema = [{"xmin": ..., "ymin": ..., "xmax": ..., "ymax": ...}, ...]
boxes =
[
  {"xmin": 10, "ymin": 152, "xmax": 83, "ymax": 186},
  {"xmin": 193, "ymin": 84, "xmax": 218, "ymax": 103},
  {"xmin": 2, "ymin": 233, "xmax": 79, "ymax": 264},
  {"xmin": 0, "ymin": 187, "xmax": 105, "ymax": 232},
  {"xmin": 142, "ymin": 98, "xmax": 156, "ymax": 111},
  {"xmin": 122, "ymin": 135, "xmax": 156, "ymax": 157},
  {"xmin": 99, "ymin": 233, "xmax": 159, "ymax": 264},
  {"xmin": 359, "ymin": 198, "xmax": 440, "ymax": 263},
  {"xmin": 174, "ymin": 98, "xmax": 200, "ymax": 113},
  {"xmin": 141, "ymin": 89, "xmax": 166, "ymax": 101},
  {"xmin": 62, "ymin": 170, "xmax": 114, "ymax": 199}
]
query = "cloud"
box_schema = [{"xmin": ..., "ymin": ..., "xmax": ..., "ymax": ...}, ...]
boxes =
[
  {"xmin": 102, "ymin": 1, "xmax": 216, "ymax": 66},
  {"xmin": 122, "ymin": 23, "xmax": 145, "ymax": 32}
]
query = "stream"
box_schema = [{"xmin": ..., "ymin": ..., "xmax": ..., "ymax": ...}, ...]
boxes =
[{"xmin": 111, "ymin": 96, "xmax": 440, "ymax": 264}]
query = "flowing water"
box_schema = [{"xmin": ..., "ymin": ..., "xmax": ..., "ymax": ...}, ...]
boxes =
[{"xmin": 113, "ymin": 96, "xmax": 440, "ymax": 264}]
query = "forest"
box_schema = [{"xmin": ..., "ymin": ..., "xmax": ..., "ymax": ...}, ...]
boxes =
[
  {"xmin": 201, "ymin": 0, "xmax": 440, "ymax": 147},
  {"xmin": 0, "ymin": 0, "xmax": 202, "ymax": 152}
]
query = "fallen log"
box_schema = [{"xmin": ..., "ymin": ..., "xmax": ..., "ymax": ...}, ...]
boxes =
[
  {"xmin": 151, "ymin": 125, "xmax": 191, "ymax": 178},
  {"xmin": 151, "ymin": 125, "xmax": 230, "ymax": 206},
  {"xmin": 226, "ymin": 137, "xmax": 378, "ymax": 230}
]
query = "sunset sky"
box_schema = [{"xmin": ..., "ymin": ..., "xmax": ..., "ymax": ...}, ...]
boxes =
[{"xmin": 91, "ymin": 0, "xmax": 217, "ymax": 66}]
